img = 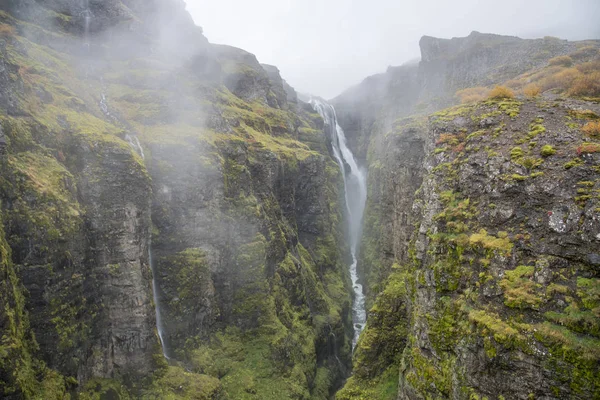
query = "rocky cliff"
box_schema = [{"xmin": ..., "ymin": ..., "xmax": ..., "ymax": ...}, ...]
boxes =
[
  {"xmin": 338, "ymin": 38, "xmax": 600, "ymax": 399},
  {"xmin": 332, "ymin": 31, "xmax": 595, "ymax": 162},
  {"xmin": 0, "ymin": 1, "xmax": 353, "ymax": 398}
]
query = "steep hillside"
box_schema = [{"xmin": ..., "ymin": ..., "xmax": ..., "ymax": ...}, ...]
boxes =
[{"xmin": 0, "ymin": 1, "xmax": 353, "ymax": 398}]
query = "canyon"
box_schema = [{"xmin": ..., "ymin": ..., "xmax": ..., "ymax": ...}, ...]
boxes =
[{"xmin": 0, "ymin": 1, "xmax": 599, "ymax": 399}]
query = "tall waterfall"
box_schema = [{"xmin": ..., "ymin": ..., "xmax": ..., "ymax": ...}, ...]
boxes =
[
  {"xmin": 149, "ymin": 244, "xmax": 171, "ymax": 359},
  {"xmin": 81, "ymin": 0, "xmax": 92, "ymax": 50},
  {"xmin": 310, "ymin": 98, "xmax": 367, "ymax": 349}
]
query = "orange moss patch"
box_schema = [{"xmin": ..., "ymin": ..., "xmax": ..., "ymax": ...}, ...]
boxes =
[
  {"xmin": 582, "ymin": 121, "xmax": 600, "ymax": 138},
  {"xmin": 576, "ymin": 142, "xmax": 600, "ymax": 155}
]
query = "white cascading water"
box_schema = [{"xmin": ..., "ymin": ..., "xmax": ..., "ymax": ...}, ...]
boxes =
[
  {"xmin": 149, "ymin": 244, "xmax": 170, "ymax": 359},
  {"xmin": 81, "ymin": 0, "xmax": 91, "ymax": 51},
  {"xmin": 310, "ymin": 98, "xmax": 367, "ymax": 349},
  {"xmin": 125, "ymin": 134, "xmax": 145, "ymax": 160}
]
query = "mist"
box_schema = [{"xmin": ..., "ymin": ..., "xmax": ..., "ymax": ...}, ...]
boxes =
[{"xmin": 185, "ymin": 0, "xmax": 600, "ymax": 98}]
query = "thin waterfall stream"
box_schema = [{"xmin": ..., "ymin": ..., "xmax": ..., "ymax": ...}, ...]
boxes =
[
  {"xmin": 92, "ymin": 43, "xmax": 166, "ymax": 358},
  {"xmin": 149, "ymin": 244, "xmax": 171, "ymax": 359},
  {"xmin": 310, "ymin": 98, "xmax": 367, "ymax": 349}
]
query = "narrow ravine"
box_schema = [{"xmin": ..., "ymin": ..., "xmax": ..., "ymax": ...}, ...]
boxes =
[{"xmin": 310, "ymin": 98, "xmax": 368, "ymax": 349}]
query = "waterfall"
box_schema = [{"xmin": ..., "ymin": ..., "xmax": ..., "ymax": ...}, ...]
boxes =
[
  {"xmin": 125, "ymin": 134, "xmax": 145, "ymax": 160},
  {"xmin": 149, "ymin": 243, "xmax": 171, "ymax": 359},
  {"xmin": 310, "ymin": 98, "xmax": 367, "ymax": 349},
  {"xmin": 81, "ymin": 0, "xmax": 92, "ymax": 51}
]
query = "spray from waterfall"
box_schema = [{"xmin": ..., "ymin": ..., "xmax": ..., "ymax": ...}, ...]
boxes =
[{"xmin": 310, "ymin": 98, "xmax": 367, "ymax": 349}]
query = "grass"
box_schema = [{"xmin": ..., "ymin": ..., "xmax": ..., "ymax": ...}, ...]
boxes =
[{"xmin": 468, "ymin": 309, "xmax": 523, "ymax": 343}]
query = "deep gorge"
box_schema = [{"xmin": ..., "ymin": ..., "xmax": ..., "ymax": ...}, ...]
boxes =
[{"xmin": 0, "ymin": 1, "xmax": 599, "ymax": 399}]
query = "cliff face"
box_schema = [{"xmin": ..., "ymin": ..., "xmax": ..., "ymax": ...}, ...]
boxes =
[
  {"xmin": 338, "ymin": 29, "xmax": 600, "ymax": 398},
  {"xmin": 332, "ymin": 31, "xmax": 592, "ymax": 162},
  {"xmin": 0, "ymin": 1, "xmax": 353, "ymax": 398},
  {"xmin": 341, "ymin": 92, "xmax": 600, "ymax": 398}
]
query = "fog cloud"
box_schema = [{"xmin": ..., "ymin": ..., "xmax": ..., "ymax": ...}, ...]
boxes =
[{"xmin": 184, "ymin": 0, "xmax": 600, "ymax": 99}]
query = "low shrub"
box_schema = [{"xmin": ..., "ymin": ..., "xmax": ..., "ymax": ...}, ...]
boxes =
[
  {"xmin": 548, "ymin": 55, "xmax": 574, "ymax": 67},
  {"xmin": 540, "ymin": 68, "xmax": 583, "ymax": 92},
  {"xmin": 523, "ymin": 83, "xmax": 541, "ymax": 98},
  {"xmin": 455, "ymin": 86, "xmax": 489, "ymax": 104},
  {"xmin": 488, "ymin": 86, "xmax": 515, "ymax": 100},
  {"xmin": 570, "ymin": 46, "xmax": 599, "ymax": 60},
  {"xmin": 568, "ymin": 71, "xmax": 600, "ymax": 97},
  {"xmin": 576, "ymin": 60, "xmax": 600, "ymax": 74}
]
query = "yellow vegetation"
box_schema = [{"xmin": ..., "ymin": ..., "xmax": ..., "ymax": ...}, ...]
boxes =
[
  {"xmin": 568, "ymin": 71, "xmax": 600, "ymax": 97},
  {"xmin": 0, "ymin": 23, "xmax": 15, "ymax": 37},
  {"xmin": 487, "ymin": 86, "xmax": 515, "ymax": 100},
  {"xmin": 548, "ymin": 55, "xmax": 573, "ymax": 67},
  {"xmin": 523, "ymin": 83, "xmax": 541, "ymax": 98},
  {"xmin": 571, "ymin": 46, "xmax": 599, "ymax": 60},
  {"xmin": 455, "ymin": 86, "xmax": 489, "ymax": 103}
]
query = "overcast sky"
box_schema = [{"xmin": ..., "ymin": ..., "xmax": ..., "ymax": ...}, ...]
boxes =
[{"xmin": 184, "ymin": 0, "xmax": 600, "ymax": 99}]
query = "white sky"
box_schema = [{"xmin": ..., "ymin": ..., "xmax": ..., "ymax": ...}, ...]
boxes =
[{"xmin": 184, "ymin": 0, "xmax": 600, "ymax": 99}]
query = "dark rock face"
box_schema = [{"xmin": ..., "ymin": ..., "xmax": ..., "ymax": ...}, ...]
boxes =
[{"xmin": 0, "ymin": 125, "xmax": 6, "ymax": 154}]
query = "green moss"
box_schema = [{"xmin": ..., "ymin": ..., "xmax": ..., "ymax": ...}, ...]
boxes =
[
  {"xmin": 540, "ymin": 144, "xmax": 556, "ymax": 157},
  {"xmin": 510, "ymin": 147, "xmax": 524, "ymax": 159},
  {"xmin": 564, "ymin": 158, "xmax": 584, "ymax": 169},
  {"xmin": 468, "ymin": 309, "xmax": 524, "ymax": 344},
  {"xmin": 500, "ymin": 265, "xmax": 543, "ymax": 309},
  {"xmin": 138, "ymin": 366, "xmax": 222, "ymax": 399},
  {"xmin": 0, "ymin": 210, "xmax": 70, "ymax": 399},
  {"xmin": 528, "ymin": 123, "xmax": 546, "ymax": 139},
  {"xmin": 498, "ymin": 99, "xmax": 522, "ymax": 118},
  {"xmin": 468, "ymin": 229, "xmax": 513, "ymax": 254},
  {"xmin": 351, "ymin": 268, "xmax": 408, "ymax": 380},
  {"xmin": 336, "ymin": 364, "xmax": 399, "ymax": 400}
]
